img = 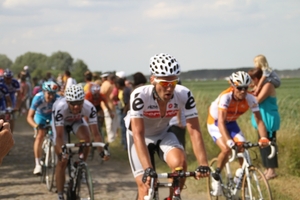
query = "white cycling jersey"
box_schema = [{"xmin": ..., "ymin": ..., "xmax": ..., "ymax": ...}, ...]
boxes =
[
  {"xmin": 52, "ymin": 97, "xmax": 98, "ymax": 127},
  {"xmin": 124, "ymin": 84, "xmax": 198, "ymax": 136}
]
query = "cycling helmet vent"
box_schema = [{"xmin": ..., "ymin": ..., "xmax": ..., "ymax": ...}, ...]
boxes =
[
  {"xmin": 229, "ymin": 71, "xmax": 251, "ymax": 87},
  {"xmin": 42, "ymin": 81, "xmax": 59, "ymax": 92},
  {"xmin": 150, "ymin": 53, "xmax": 181, "ymax": 77},
  {"xmin": 65, "ymin": 85, "xmax": 85, "ymax": 102}
]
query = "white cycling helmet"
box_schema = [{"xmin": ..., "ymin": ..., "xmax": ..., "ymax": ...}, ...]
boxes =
[
  {"xmin": 65, "ymin": 84, "xmax": 85, "ymax": 102},
  {"xmin": 90, "ymin": 84, "xmax": 100, "ymax": 95},
  {"xmin": 149, "ymin": 53, "xmax": 181, "ymax": 76},
  {"xmin": 229, "ymin": 71, "xmax": 251, "ymax": 87}
]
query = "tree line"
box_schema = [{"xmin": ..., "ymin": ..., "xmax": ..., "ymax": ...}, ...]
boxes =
[{"xmin": 0, "ymin": 51, "xmax": 103, "ymax": 83}]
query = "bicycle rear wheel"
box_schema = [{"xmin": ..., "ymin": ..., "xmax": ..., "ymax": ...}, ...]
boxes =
[
  {"xmin": 45, "ymin": 142, "xmax": 56, "ymax": 191},
  {"xmin": 76, "ymin": 164, "xmax": 94, "ymax": 200},
  {"xmin": 207, "ymin": 158, "xmax": 228, "ymax": 200},
  {"xmin": 241, "ymin": 166, "xmax": 272, "ymax": 200}
]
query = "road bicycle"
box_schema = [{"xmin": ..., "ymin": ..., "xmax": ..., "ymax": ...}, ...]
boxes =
[
  {"xmin": 40, "ymin": 119, "xmax": 56, "ymax": 191},
  {"xmin": 207, "ymin": 141, "xmax": 276, "ymax": 200},
  {"xmin": 62, "ymin": 141, "xmax": 110, "ymax": 200}
]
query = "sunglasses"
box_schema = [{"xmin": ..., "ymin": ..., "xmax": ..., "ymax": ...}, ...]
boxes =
[
  {"xmin": 68, "ymin": 100, "xmax": 84, "ymax": 106},
  {"xmin": 236, "ymin": 86, "xmax": 248, "ymax": 91},
  {"xmin": 45, "ymin": 91, "xmax": 56, "ymax": 95},
  {"xmin": 154, "ymin": 78, "xmax": 179, "ymax": 87}
]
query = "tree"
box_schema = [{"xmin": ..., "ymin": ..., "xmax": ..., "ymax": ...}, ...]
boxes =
[
  {"xmin": 72, "ymin": 59, "xmax": 89, "ymax": 83},
  {"xmin": 0, "ymin": 54, "xmax": 13, "ymax": 69},
  {"xmin": 46, "ymin": 51, "xmax": 74, "ymax": 72}
]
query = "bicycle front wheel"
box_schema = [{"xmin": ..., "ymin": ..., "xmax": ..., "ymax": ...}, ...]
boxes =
[
  {"xmin": 207, "ymin": 158, "xmax": 227, "ymax": 200},
  {"xmin": 242, "ymin": 166, "xmax": 272, "ymax": 200},
  {"xmin": 76, "ymin": 164, "xmax": 94, "ymax": 200},
  {"xmin": 45, "ymin": 143, "xmax": 56, "ymax": 191}
]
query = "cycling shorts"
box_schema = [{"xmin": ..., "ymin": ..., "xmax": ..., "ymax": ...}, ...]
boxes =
[
  {"xmin": 52, "ymin": 118, "xmax": 89, "ymax": 145},
  {"xmin": 207, "ymin": 120, "xmax": 246, "ymax": 143},
  {"xmin": 126, "ymin": 128, "xmax": 184, "ymax": 178}
]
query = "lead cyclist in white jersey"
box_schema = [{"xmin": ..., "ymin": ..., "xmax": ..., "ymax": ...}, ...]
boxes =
[
  {"xmin": 52, "ymin": 85, "xmax": 109, "ymax": 200},
  {"xmin": 124, "ymin": 53, "xmax": 210, "ymax": 200}
]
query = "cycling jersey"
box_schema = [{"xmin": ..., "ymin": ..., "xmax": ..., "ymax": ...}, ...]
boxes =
[
  {"xmin": 207, "ymin": 87, "xmax": 259, "ymax": 125},
  {"xmin": 30, "ymin": 91, "xmax": 60, "ymax": 125},
  {"xmin": 124, "ymin": 84, "xmax": 198, "ymax": 136},
  {"xmin": 0, "ymin": 83, "xmax": 9, "ymax": 111},
  {"xmin": 0, "ymin": 78, "xmax": 20, "ymax": 107},
  {"xmin": 52, "ymin": 97, "xmax": 98, "ymax": 127}
]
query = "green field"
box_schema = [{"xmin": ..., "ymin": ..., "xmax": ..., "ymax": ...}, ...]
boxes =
[{"xmin": 110, "ymin": 78, "xmax": 300, "ymax": 199}]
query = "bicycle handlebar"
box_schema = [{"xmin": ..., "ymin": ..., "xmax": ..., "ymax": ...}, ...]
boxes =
[
  {"xmin": 144, "ymin": 170, "xmax": 197, "ymax": 200},
  {"xmin": 61, "ymin": 142, "xmax": 109, "ymax": 155},
  {"xmin": 228, "ymin": 141, "xmax": 276, "ymax": 162}
]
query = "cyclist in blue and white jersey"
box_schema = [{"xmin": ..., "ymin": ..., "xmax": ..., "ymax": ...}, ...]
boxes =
[
  {"xmin": 0, "ymin": 69, "xmax": 22, "ymax": 134},
  {"xmin": 125, "ymin": 53, "xmax": 210, "ymax": 200},
  {"xmin": 27, "ymin": 81, "xmax": 60, "ymax": 175},
  {"xmin": 52, "ymin": 84, "xmax": 109, "ymax": 200}
]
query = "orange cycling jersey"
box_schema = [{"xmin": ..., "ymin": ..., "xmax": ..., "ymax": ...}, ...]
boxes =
[{"xmin": 207, "ymin": 87, "xmax": 259, "ymax": 124}]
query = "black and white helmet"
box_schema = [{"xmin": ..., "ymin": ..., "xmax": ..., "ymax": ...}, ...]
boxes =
[
  {"xmin": 65, "ymin": 85, "xmax": 85, "ymax": 102},
  {"xmin": 149, "ymin": 53, "xmax": 181, "ymax": 76},
  {"xmin": 229, "ymin": 71, "xmax": 251, "ymax": 87}
]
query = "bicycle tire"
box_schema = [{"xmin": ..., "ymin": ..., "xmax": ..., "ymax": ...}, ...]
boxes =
[
  {"xmin": 76, "ymin": 164, "xmax": 94, "ymax": 200},
  {"xmin": 45, "ymin": 142, "xmax": 56, "ymax": 191},
  {"xmin": 67, "ymin": 179, "xmax": 77, "ymax": 200},
  {"xmin": 207, "ymin": 158, "xmax": 227, "ymax": 200},
  {"xmin": 241, "ymin": 166, "xmax": 273, "ymax": 200}
]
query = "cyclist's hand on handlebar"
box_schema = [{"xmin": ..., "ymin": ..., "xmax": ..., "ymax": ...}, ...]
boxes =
[
  {"xmin": 99, "ymin": 151, "xmax": 110, "ymax": 161},
  {"xmin": 58, "ymin": 152, "xmax": 69, "ymax": 161},
  {"xmin": 142, "ymin": 167, "xmax": 157, "ymax": 187},
  {"xmin": 258, "ymin": 137, "xmax": 270, "ymax": 148},
  {"xmin": 226, "ymin": 139, "xmax": 235, "ymax": 148},
  {"xmin": 195, "ymin": 165, "xmax": 210, "ymax": 179}
]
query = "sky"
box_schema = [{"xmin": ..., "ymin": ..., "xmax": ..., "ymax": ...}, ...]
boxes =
[{"xmin": 1, "ymin": 0, "xmax": 300, "ymax": 75}]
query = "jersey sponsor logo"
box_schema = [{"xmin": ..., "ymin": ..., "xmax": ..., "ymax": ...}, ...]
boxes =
[
  {"xmin": 185, "ymin": 91, "xmax": 196, "ymax": 109},
  {"xmin": 168, "ymin": 104, "xmax": 173, "ymax": 108},
  {"xmin": 65, "ymin": 114, "xmax": 83, "ymax": 121},
  {"xmin": 89, "ymin": 106, "xmax": 97, "ymax": 118},
  {"xmin": 132, "ymin": 93, "xmax": 144, "ymax": 111},
  {"xmin": 165, "ymin": 110, "xmax": 178, "ymax": 117},
  {"xmin": 185, "ymin": 112, "xmax": 198, "ymax": 118},
  {"xmin": 144, "ymin": 111, "xmax": 160, "ymax": 118},
  {"xmin": 174, "ymin": 103, "xmax": 178, "ymax": 108},
  {"xmin": 54, "ymin": 110, "xmax": 63, "ymax": 121},
  {"xmin": 147, "ymin": 105, "xmax": 158, "ymax": 109}
]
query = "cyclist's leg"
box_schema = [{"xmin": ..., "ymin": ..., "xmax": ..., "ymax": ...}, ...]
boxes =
[
  {"xmin": 33, "ymin": 128, "xmax": 46, "ymax": 174},
  {"xmin": 160, "ymin": 132, "xmax": 186, "ymax": 198},
  {"xmin": 127, "ymin": 130, "xmax": 152, "ymax": 200},
  {"xmin": 54, "ymin": 144, "xmax": 68, "ymax": 197},
  {"xmin": 73, "ymin": 120, "xmax": 91, "ymax": 160}
]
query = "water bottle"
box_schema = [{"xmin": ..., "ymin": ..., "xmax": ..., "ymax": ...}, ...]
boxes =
[{"xmin": 234, "ymin": 168, "xmax": 243, "ymax": 189}]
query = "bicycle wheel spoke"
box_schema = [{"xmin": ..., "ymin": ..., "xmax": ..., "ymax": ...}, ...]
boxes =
[
  {"xmin": 242, "ymin": 166, "xmax": 272, "ymax": 200},
  {"xmin": 45, "ymin": 143, "xmax": 56, "ymax": 191}
]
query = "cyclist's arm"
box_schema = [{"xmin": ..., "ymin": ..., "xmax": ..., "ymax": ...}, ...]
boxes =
[
  {"xmin": 55, "ymin": 125, "xmax": 65, "ymax": 155},
  {"xmin": 131, "ymin": 117, "xmax": 152, "ymax": 169},
  {"xmin": 252, "ymin": 111, "xmax": 268, "ymax": 138},
  {"xmin": 89, "ymin": 123, "xmax": 104, "ymax": 151},
  {"xmin": 27, "ymin": 109, "xmax": 38, "ymax": 128},
  {"xmin": 217, "ymin": 109, "xmax": 231, "ymax": 141},
  {"xmin": 186, "ymin": 117, "xmax": 208, "ymax": 166},
  {"xmin": 4, "ymin": 95, "xmax": 12, "ymax": 108}
]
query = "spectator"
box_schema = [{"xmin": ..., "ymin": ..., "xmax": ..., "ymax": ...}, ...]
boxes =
[
  {"xmin": 83, "ymin": 70, "xmax": 93, "ymax": 93},
  {"xmin": 63, "ymin": 70, "xmax": 77, "ymax": 91},
  {"xmin": 132, "ymin": 72, "xmax": 147, "ymax": 89},
  {"xmin": 100, "ymin": 73, "xmax": 118, "ymax": 142},
  {"xmin": 248, "ymin": 68, "xmax": 280, "ymax": 180}
]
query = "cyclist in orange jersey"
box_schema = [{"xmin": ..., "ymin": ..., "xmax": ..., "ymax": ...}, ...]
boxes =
[{"xmin": 207, "ymin": 71, "xmax": 270, "ymax": 196}]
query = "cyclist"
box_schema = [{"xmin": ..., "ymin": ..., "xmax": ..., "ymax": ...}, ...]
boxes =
[
  {"xmin": 84, "ymin": 83, "xmax": 113, "ymax": 131},
  {"xmin": 0, "ymin": 81, "xmax": 13, "ymax": 120},
  {"xmin": 27, "ymin": 81, "xmax": 60, "ymax": 175},
  {"xmin": 207, "ymin": 71, "xmax": 270, "ymax": 196},
  {"xmin": 125, "ymin": 53, "xmax": 210, "ymax": 200},
  {"xmin": 0, "ymin": 69, "xmax": 21, "ymax": 134},
  {"xmin": 52, "ymin": 84, "xmax": 108, "ymax": 200}
]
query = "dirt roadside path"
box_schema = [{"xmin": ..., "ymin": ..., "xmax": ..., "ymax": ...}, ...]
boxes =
[{"xmin": 0, "ymin": 116, "xmax": 208, "ymax": 200}]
